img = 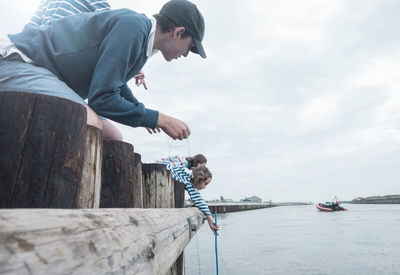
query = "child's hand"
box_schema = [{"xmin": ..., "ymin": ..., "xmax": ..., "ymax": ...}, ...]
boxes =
[{"xmin": 206, "ymin": 215, "xmax": 220, "ymax": 235}]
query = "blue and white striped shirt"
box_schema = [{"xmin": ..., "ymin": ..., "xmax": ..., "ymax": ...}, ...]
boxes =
[
  {"xmin": 157, "ymin": 156, "xmax": 212, "ymax": 216},
  {"xmin": 30, "ymin": 0, "xmax": 111, "ymax": 26}
]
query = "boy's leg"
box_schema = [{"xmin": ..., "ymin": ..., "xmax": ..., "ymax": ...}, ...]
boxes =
[
  {"xmin": 101, "ymin": 119, "xmax": 123, "ymax": 141},
  {"xmin": 84, "ymin": 105, "xmax": 103, "ymax": 130},
  {"xmin": 0, "ymin": 55, "xmax": 87, "ymax": 106},
  {"xmin": 0, "ymin": 55, "xmax": 104, "ymax": 129},
  {"xmin": 0, "ymin": 55, "xmax": 123, "ymax": 141},
  {"xmin": 85, "ymin": 106, "xmax": 123, "ymax": 141}
]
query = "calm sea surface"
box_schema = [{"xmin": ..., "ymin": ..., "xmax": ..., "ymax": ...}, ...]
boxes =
[{"xmin": 184, "ymin": 204, "xmax": 400, "ymax": 275}]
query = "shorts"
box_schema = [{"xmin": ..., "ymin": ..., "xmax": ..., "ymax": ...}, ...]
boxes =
[{"xmin": 0, "ymin": 53, "xmax": 105, "ymax": 120}]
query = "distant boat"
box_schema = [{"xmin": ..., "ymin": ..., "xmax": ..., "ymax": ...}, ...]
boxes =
[{"xmin": 316, "ymin": 202, "xmax": 347, "ymax": 212}]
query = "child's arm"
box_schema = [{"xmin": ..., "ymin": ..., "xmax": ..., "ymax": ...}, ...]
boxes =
[
  {"xmin": 182, "ymin": 170, "xmax": 211, "ymax": 215},
  {"xmin": 205, "ymin": 215, "xmax": 219, "ymax": 235},
  {"xmin": 185, "ymin": 183, "xmax": 219, "ymax": 233}
]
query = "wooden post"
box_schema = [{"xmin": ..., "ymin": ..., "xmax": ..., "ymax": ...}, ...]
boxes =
[
  {"xmin": 170, "ymin": 179, "xmax": 187, "ymax": 275},
  {"xmin": 142, "ymin": 164, "xmax": 174, "ymax": 208},
  {"xmin": 142, "ymin": 164, "xmax": 187, "ymax": 275},
  {"xmin": 0, "ymin": 91, "xmax": 87, "ymax": 208},
  {"xmin": 76, "ymin": 125, "xmax": 103, "ymax": 208},
  {"xmin": 0, "ymin": 208, "xmax": 204, "ymax": 275},
  {"xmin": 133, "ymin": 153, "xmax": 143, "ymax": 208},
  {"xmin": 174, "ymin": 179, "xmax": 186, "ymax": 208},
  {"xmin": 100, "ymin": 141, "xmax": 138, "ymax": 208}
]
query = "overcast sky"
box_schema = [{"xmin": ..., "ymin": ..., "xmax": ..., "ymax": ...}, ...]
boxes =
[{"xmin": 1, "ymin": 0, "xmax": 399, "ymax": 202}]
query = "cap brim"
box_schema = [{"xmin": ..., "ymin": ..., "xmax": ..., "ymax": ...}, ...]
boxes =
[{"xmin": 190, "ymin": 39, "xmax": 206, "ymax": 58}]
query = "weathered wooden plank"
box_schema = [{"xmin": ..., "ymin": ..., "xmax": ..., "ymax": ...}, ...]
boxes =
[
  {"xmin": 133, "ymin": 153, "xmax": 143, "ymax": 208},
  {"xmin": 171, "ymin": 180, "xmax": 186, "ymax": 275},
  {"xmin": 0, "ymin": 92, "xmax": 36, "ymax": 207},
  {"xmin": 0, "ymin": 92, "xmax": 87, "ymax": 208},
  {"xmin": 100, "ymin": 141, "xmax": 135, "ymax": 208},
  {"xmin": 166, "ymin": 253, "xmax": 184, "ymax": 275},
  {"xmin": 0, "ymin": 208, "xmax": 203, "ymax": 275},
  {"xmin": 77, "ymin": 125, "xmax": 103, "ymax": 208}
]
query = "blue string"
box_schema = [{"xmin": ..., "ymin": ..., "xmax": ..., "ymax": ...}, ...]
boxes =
[{"xmin": 214, "ymin": 211, "xmax": 219, "ymax": 275}]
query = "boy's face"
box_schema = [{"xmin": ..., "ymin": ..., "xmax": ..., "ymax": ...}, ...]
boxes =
[{"xmin": 161, "ymin": 27, "xmax": 195, "ymax": 61}]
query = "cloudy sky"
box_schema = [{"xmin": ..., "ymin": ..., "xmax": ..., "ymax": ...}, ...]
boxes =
[{"xmin": 2, "ymin": 0, "xmax": 399, "ymax": 202}]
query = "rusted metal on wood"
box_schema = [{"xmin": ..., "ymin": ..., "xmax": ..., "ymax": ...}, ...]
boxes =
[
  {"xmin": 0, "ymin": 91, "xmax": 87, "ymax": 208},
  {"xmin": 76, "ymin": 125, "xmax": 103, "ymax": 208},
  {"xmin": 0, "ymin": 208, "xmax": 204, "ymax": 275},
  {"xmin": 100, "ymin": 140, "xmax": 139, "ymax": 208}
]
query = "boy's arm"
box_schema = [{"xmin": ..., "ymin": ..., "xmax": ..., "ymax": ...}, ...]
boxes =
[
  {"xmin": 89, "ymin": 22, "xmax": 190, "ymax": 139},
  {"xmin": 85, "ymin": 18, "xmax": 156, "ymax": 130}
]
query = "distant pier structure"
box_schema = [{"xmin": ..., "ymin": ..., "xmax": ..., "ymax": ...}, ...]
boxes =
[
  {"xmin": 0, "ymin": 91, "xmax": 203, "ymax": 275},
  {"xmin": 347, "ymin": 195, "xmax": 400, "ymax": 204},
  {"xmin": 208, "ymin": 202, "xmax": 274, "ymax": 213}
]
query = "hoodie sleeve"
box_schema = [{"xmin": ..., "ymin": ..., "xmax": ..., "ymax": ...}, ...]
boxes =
[{"xmin": 87, "ymin": 14, "xmax": 158, "ymax": 128}]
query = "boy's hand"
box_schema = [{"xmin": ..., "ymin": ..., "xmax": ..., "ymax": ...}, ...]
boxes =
[
  {"xmin": 134, "ymin": 70, "xmax": 147, "ymax": 90},
  {"xmin": 156, "ymin": 113, "xmax": 191, "ymax": 140},
  {"xmin": 206, "ymin": 215, "xmax": 220, "ymax": 235},
  {"xmin": 146, "ymin": 127, "xmax": 161, "ymax": 134}
]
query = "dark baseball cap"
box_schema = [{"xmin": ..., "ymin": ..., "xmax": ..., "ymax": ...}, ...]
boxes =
[{"xmin": 159, "ymin": 0, "xmax": 206, "ymax": 58}]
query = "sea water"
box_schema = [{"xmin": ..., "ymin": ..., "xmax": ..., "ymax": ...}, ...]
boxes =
[{"xmin": 184, "ymin": 204, "xmax": 400, "ymax": 275}]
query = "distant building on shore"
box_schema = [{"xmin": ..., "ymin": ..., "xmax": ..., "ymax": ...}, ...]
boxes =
[{"xmin": 241, "ymin": 196, "xmax": 262, "ymax": 203}]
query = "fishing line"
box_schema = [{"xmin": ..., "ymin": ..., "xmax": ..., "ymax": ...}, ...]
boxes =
[
  {"xmin": 217, "ymin": 233, "xmax": 233, "ymax": 274},
  {"xmin": 167, "ymin": 138, "xmax": 190, "ymax": 156},
  {"xmin": 195, "ymin": 232, "xmax": 202, "ymax": 275}
]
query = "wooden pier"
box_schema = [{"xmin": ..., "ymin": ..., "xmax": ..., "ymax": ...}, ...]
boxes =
[{"xmin": 0, "ymin": 91, "xmax": 202, "ymax": 274}]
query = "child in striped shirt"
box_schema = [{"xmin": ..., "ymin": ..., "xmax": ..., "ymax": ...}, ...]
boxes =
[{"xmin": 157, "ymin": 155, "xmax": 219, "ymax": 233}]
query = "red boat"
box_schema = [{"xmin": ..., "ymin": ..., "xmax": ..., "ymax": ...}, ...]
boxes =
[{"xmin": 316, "ymin": 202, "xmax": 347, "ymax": 212}]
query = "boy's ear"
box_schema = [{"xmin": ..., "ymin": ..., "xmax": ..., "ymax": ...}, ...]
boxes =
[{"xmin": 173, "ymin": 27, "xmax": 186, "ymax": 39}]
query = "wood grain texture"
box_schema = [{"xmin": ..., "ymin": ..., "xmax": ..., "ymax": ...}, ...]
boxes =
[
  {"xmin": 100, "ymin": 141, "xmax": 135, "ymax": 208},
  {"xmin": 142, "ymin": 164, "xmax": 174, "ymax": 208},
  {"xmin": 0, "ymin": 92, "xmax": 36, "ymax": 207},
  {"xmin": 0, "ymin": 208, "xmax": 203, "ymax": 275},
  {"xmin": 77, "ymin": 125, "xmax": 103, "ymax": 208},
  {"xmin": 0, "ymin": 92, "xmax": 87, "ymax": 208}
]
